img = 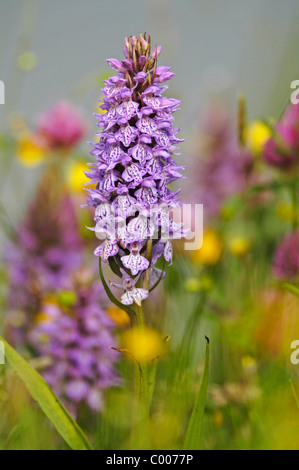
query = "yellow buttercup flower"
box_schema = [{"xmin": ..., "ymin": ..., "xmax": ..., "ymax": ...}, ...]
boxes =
[
  {"xmin": 246, "ymin": 121, "xmax": 271, "ymax": 156},
  {"xmin": 17, "ymin": 133, "xmax": 46, "ymax": 167},
  {"xmin": 67, "ymin": 161, "xmax": 90, "ymax": 193},
  {"xmin": 107, "ymin": 305, "xmax": 130, "ymax": 328},
  {"xmin": 229, "ymin": 236, "xmax": 251, "ymax": 258},
  {"xmin": 192, "ymin": 229, "xmax": 223, "ymax": 265},
  {"xmin": 121, "ymin": 327, "xmax": 166, "ymax": 363}
]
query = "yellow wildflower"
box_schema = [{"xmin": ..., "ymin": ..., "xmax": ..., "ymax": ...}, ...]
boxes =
[
  {"xmin": 121, "ymin": 327, "xmax": 166, "ymax": 363},
  {"xmin": 107, "ymin": 305, "xmax": 130, "ymax": 328},
  {"xmin": 246, "ymin": 121, "xmax": 271, "ymax": 156},
  {"xmin": 66, "ymin": 161, "xmax": 90, "ymax": 193},
  {"xmin": 192, "ymin": 229, "xmax": 223, "ymax": 265},
  {"xmin": 17, "ymin": 133, "xmax": 46, "ymax": 167}
]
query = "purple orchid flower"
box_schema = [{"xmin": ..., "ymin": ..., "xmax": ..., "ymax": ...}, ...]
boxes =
[
  {"xmin": 110, "ymin": 269, "xmax": 149, "ymax": 306},
  {"xmin": 85, "ymin": 33, "xmax": 184, "ymax": 306}
]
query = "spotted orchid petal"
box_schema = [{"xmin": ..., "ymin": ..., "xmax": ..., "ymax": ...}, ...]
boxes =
[
  {"xmin": 135, "ymin": 186, "xmax": 158, "ymax": 205},
  {"xmin": 136, "ymin": 117, "xmax": 158, "ymax": 136},
  {"xmin": 129, "ymin": 141, "xmax": 153, "ymax": 165},
  {"xmin": 121, "ymin": 287, "xmax": 148, "ymax": 306},
  {"xmin": 112, "ymin": 195, "xmax": 137, "ymax": 218},
  {"xmin": 127, "ymin": 215, "xmax": 154, "ymax": 240},
  {"xmin": 122, "ymin": 164, "xmax": 146, "ymax": 185},
  {"xmin": 121, "ymin": 253, "xmax": 150, "ymax": 276},
  {"xmin": 164, "ymin": 240, "xmax": 173, "ymax": 265},
  {"xmin": 100, "ymin": 171, "xmax": 118, "ymax": 193},
  {"xmin": 94, "ymin": 239, "xmax": 119, "ymax": 262},
  {"xmin": 95, "ymin": 203, "xmax": 114, "ymax": 221},
  {"xmin": 115, "ymin": 124, "xmax": 138, "ymax": 147},
  {"xmin": 117, "ymin": 100, "xmax": 139, "ymax": 122}
]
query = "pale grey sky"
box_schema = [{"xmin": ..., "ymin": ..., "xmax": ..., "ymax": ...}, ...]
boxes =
[{"xmin": 1, "ymin": 0, "xmax": 299, "ymax": 134}]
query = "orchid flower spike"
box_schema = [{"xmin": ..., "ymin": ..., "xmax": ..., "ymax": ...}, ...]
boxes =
[{"xmin": 85, "ymin": 33, "xmax": 184, "ymax": 306}]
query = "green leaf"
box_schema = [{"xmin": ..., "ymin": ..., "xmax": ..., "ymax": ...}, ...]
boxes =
[
  {"xmin": 99, "ymin": 258, "xmax": 136, "ymax": 322},
  {"xmin": 0, "ymin": 336, "xmax": 93, "ymax": 451},
  {"xmin": 283, "ymin": 282, "xmax": 299, "ymax": 299},
  {"xmin": 183, "ymin": 337, "xmax": 210, "ymax": 450},
  {"xmin": 108, "ymin": 256, "xmax": 123, "ymax": 278}
]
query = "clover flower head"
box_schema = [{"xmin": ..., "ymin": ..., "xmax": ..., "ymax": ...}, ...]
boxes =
[
  {"xmin": 38, "ymin": 101, "xmax": 86, "ymax": 149},
  {"xmin": 189, "ymin": 105, "xmax": 253, "ymax": 220},
  {"xmin": 85, "ymin": 34, "xmax": 184, "ymax": 306},
  {"xmin": 273, "ymin": 231, "xmax": 299, "ymax": 281},
  {"xmin": 263, "ymin": 103, "xmax": 299, "ymax": 171}
]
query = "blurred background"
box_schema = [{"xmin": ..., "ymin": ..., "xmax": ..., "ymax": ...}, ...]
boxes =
[
  {"xmin": 0, "ymin": 0, "xmax": 299, "ymax": 450},
  {"xmin": 1, "ymin": 0, "xmax": 299, "ymax": 244}
]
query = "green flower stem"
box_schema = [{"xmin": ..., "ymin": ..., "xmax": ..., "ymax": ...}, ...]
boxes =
[
  {"xmin": 131, "ymin": 304, "xmax": 151, "ymax": 449},
  {"xmin": 98, "ymin": 259, "xmax": 151, "ymax": 447},
  {"xmin": 144, "ymin": 239, "xmax": 153, "ymax": 291},
  {"xmin": 133, "ymin": 304, "xmax": 150, "ymax": 408}
]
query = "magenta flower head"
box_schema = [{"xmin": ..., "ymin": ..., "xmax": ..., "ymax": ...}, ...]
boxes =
[
  {"xmin": 188, "ymin": 105, "xmax": 253, "ymax": 220},
  {"xmin": 263, "ymin": 103, "xmax": 299, "ymax": 171},
  {"xmin": 85, "ymin": 34, "xmax": 184, "ymax": 308},
  {"xmin": 273, "ymin": 231, "xmax": 299, "ymax": 281},
  {"xmin": 38, "ymin": 101, "xmax": 86, "ymax": 150}
]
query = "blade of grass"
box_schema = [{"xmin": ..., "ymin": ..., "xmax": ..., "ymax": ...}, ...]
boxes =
[
  {"xmin": 283, "ymin": 282, "xmax": 299, "ymax": 299},
  {"xmin": 290, "ymin": 379, "xmax": 299, "ymax": 410},
  {"xmin": 0, "ymin": 336, "xmax": 93, "ymax": 450},
  {"xmin": 183, "ymin": 336, "xmax": 210, "ymax": 450}
]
